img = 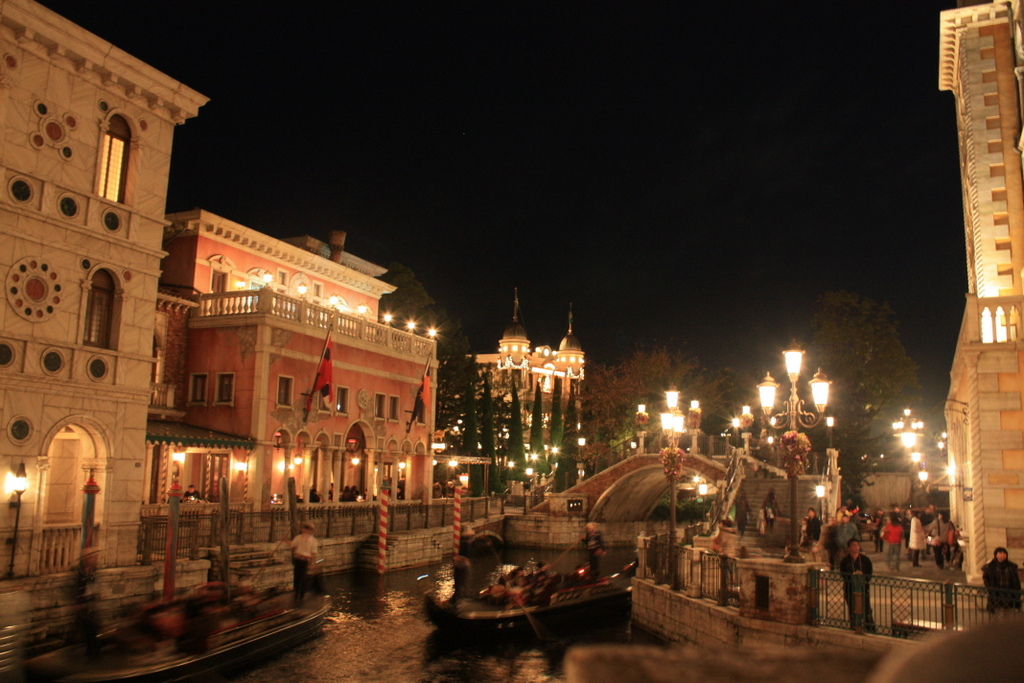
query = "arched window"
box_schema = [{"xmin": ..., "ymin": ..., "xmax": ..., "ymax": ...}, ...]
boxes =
[
  {"xmin": 83, "ymin": 269, "xmax": 115, "ymax": 348},
  {"xmin": 98, "ymin": 115, "xmax": 130, "ymax": 202}
]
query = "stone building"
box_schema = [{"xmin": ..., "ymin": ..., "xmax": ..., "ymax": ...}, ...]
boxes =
[
  {"xmin": 0, "ymin": 0, "xmax": 206, "ymax": 574},
  {"xmin": 148, "ymin": 209, "xmax": 437, "ymax": 508},
  {"xmin": 940, "ymin": 0, "xmax": 1024, "ymax": 582}
]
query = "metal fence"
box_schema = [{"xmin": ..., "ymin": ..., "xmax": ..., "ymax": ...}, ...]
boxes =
[
  {"xmin": 700, "ymin": 552, "xmax": 739, "ymax": 606},
  {"xmin": 811, "ymin": 569, "xmax": 1024, "ymax": 637},
  {"xmin": 137, "ymin": 497, "xmax": 505, "ymax": 564}
]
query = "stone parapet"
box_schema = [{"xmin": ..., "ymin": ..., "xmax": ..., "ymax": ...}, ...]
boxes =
[
  {"xmin": 505, "ymin": 514, "xmax": 667, "ymax": 549},
  {"xmin": 736, "ymin": 557, "xmax": 828, "ymax": 625}
]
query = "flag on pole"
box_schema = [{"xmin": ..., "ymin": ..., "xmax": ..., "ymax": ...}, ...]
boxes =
[
  {"xmin": 406, "ymin": 365, "xmax": 430, "ymax": 433},
  {"xmin": 304, "ymin": 329, "xmax": 333, "ymax": 420}
]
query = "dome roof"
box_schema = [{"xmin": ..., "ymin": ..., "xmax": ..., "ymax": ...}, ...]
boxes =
[
  {"xmin": 503, "ymin": 320, "xmax": 529, "ymax": 340},
  {"xmin": 559, "ymin": 332, "xmax": 582, "ymax": 352}
]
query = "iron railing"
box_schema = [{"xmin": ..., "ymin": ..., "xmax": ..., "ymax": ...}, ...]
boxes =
[
  {"xmin": 700, "ymin": 551, "xmax": 739, "ymax": 606},
  {"xmin": 811, "ymin": 569, "xmax": 1024, "ymax": 637},
  {"xmin": 137, "ymin": 497, "xmax": 504, "ymax": 564}
]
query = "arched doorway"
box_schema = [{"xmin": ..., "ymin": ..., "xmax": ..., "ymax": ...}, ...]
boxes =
[
  {"xmin": 344, "ymin": 424, "xmax": 367, "ymax": 496},
  {"xmin": 44, "ymin": 423, "xmax": 105, "ymax": 525}
]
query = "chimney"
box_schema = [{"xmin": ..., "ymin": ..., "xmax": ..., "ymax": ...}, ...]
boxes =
[{"xmin": 329, "ymin": 230, "xmax": 347, "ymax": 263}]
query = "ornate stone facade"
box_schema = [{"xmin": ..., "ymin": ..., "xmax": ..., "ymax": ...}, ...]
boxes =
[
  {"xmin": 940, "ymin": 0, "xmax": 1024, "ymax": 582},
  {"xmin": 0, "ymin": 0, "xmax": 205, "ymax": 574}
]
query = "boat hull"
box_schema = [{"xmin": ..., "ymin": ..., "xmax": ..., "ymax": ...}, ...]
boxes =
[
  {"xmin": 28, "ymin": 595, "xmax": 331, "ymax": 682},
  {"xmin": 425, "ymin": 580, "xmax": 632, "ymax": 634}
]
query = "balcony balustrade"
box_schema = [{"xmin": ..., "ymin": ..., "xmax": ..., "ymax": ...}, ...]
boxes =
[{"xmin": 195, "ymin": 290, "xmax": 434, "ymax": 359}]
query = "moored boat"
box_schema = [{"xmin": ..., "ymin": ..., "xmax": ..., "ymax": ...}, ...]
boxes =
[
  {"xmin": 27, "ymin": 593, "xmax": 331, "ymax": 682},
  {"xmin": 425, "ymin": 561, "xmax": 634, "ymax": 634}
]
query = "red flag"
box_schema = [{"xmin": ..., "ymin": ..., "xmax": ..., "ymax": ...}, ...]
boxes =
[
  {"xmin": 407, "ymin": 369, "xmax": 429, "ymax": 432},
  {"xmin": 305, "ymin": 331, "xmax": 333, "ymax": 417}
]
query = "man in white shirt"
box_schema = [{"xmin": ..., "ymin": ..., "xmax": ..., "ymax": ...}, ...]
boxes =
[{"xmin": 288, "ymin": 521, "xmax": 318, "ymax": 603}]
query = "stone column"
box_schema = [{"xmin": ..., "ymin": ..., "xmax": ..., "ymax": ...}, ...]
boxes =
[{"xmin": 736, "ymin": 557, "xmax": 828, "ymax": 625}]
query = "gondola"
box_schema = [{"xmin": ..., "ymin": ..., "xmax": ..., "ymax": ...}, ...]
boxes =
[
  {"xmin": 27, "ymin": 592, "xmax": 331, "ymax": 682},
  {"xmin": 425, "ymin": 561, "xmax": 635, "ymax": 634}
]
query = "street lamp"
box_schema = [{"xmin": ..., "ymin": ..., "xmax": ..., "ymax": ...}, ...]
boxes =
[
  {"xmin": 758, "ymin": 344, "xmax": 830, "ymax": 563},
  {"xmin": 6, "ymin": 462, "xmax": 28, "ymax": 578},
  {"xmin": 894, "ymin": 409, "xmax": 926, "ymax": 504},
  {"xmin": 661, "ymin": 387, "xmax": 688, "ymax": 589}
]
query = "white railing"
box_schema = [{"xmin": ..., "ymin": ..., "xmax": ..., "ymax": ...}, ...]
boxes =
[
  {"xmin": 140, "ymin": 501, "xmax": 252, "ymax": 516},
  {"xmin": 195, "ymin": 291, "xmax": 434, "ymax": 359},
  {"xmin": 150, "ymin": 382, "xmax": 175, "ymax": 408},
  {"xmin": 38, "ymin": 525, "xmax": 95, "ymax": 574}
]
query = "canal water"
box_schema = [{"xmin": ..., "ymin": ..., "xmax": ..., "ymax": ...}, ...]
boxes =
[{"xmin": 231, "ymin": 547, "xmax": 659, "ymax": 683}]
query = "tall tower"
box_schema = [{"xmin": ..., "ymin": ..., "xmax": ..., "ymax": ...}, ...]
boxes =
[{"xmin": 941, "ymin": 0, "xmax": 1024, "ymax": 582}]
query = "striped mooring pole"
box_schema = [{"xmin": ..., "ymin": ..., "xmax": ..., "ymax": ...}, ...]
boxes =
[
  {"xmin": 377, "ymin": 482, "xmax": 390, "ymax": 574},
  {"xmin": 452, "ymin": 484, "xmax": 462, "ymax": 557}
]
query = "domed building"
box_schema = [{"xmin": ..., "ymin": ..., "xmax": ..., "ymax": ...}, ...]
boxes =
[{"xmin": 478, "ymin": 295, "xmax": 584, "ymax": 402}]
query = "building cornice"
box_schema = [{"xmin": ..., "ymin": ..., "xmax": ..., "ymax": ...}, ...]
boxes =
[
  {"xmin": 165, "ymin": 209, "xmax": 395, "ymax": 298},
  {"xmin": 0, "ymin": 0, "xmax": 207, "ymax": 123},
  {"xmin": 939, "ymin": 1, "xmax": 1012, "ymax": 92}
]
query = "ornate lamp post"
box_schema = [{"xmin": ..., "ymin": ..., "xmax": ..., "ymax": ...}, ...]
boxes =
[
  {"xmin": 757, "ymin": 344, "xmax": 830, "ymax": 563},
  {"xmin": 6, "ymin": 462, "xmax": 28, "ymax": 578},
  {"xmin": 893, "ymin": 409, "xmax": 925, "ymax": 504},
  {"xmin": 660, "ymin": 388, "xmax": 686, "ymax": 589}
]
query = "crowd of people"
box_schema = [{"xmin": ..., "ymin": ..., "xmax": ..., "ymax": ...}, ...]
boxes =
[{"xmin": 477, "ymin": 562, "xmax": 573, "ymax": 609}]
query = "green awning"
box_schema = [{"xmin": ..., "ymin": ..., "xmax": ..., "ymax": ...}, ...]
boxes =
[{"xmin": 146, "ymin": 421, "xmax": 254, "ymax": 450}]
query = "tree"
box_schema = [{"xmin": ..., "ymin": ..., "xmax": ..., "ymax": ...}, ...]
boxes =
[
  {"xmin": 556, "ymin": 388, "xmax": 579, "ymax": 492},
  {"xmin": 530, "ymin": 384, "xmax": 549, "ymax": 474},
  {"xmin": 550, "ymin": 389, "xmax": 564, "ymax": 451},
  {"xmin": 506, "ymin": 381, "xmax": 526, "ymax": 481},
  {"xmin": 379, "ymin": 262, "xmax": 434, "ymax": 322},
  {"xmin": 462, "ymin": 375, "xmax": 484, "ymax": 496},
  {"xmin": 481, "ymin": 373, "xmax": 503, "ymax": 494},
  {"xmin": 811, "ymin": 291, "xmax": 918, "ymax": 499}
]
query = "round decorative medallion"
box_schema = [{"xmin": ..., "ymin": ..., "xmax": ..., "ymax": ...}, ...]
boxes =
[
  {"xmin": 98, "ymin": 100, "xmax": 108, "ymax": 112},
  {"xmin": 45, "ymin": 120, "xmax": 64, "ymax": 141},
  {"xmin": 103, "ymin": 211, "xmax": 121, "ymax": 232},
  {"xmin": 59, "ymin": 196, "xmax": 78, "ymax": 217},
  {"xmin": 9, "ymin": 418, "xmax": 30, "ymax": 443},
  {"xmin": 81, "ymin": 259, "xmax": 91, "ymax": 270},
  {"xmin": 42, "ymin": 350, "xmax": 63, "ymax": 373},
  {"xmin": 4, "ymin": 55, "xmax": 17, "ymax": 68},
  {"xmin": 30, "ymin": 133, "xmax": 44, "ymax": 148},
  {"xmin": 88, "ymin": 357, "xmax": 108, "ymax": 380},
  {"xmin": 0, "ymin": 342, "xmax": 13, "ymax": 367},
  {"xmin": 357, "ymin": 389, "xmax": 371, "ymax": 410},
  {"xmin": 10, "ymin": 179, "xmax": 31, "ymax": 202},
  {"xmin": 7, "ymin": 257, "xmax": 63, "ymax": 322},
  {"xmin": 35, "ymin": 102, "xmax": 47, "ymax": 116},
  {"xmin": 64, "ymin": 113, "xmax": 77, "ymax": 129},
  {"xmin": 60, "ymin": 146, "xmax": 73, "ymax": 159},
  {"xmin": 139, "ymin": 119, "xmax": 148, "ymax": 131}
]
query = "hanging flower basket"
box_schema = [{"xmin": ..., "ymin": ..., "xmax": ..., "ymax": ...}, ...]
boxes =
[
  {"xmin": 661, "ymin": 447, "xmax": 684, "ymax": 481},
  {"xmin": 739, "ymin": 412, "xmax": 754, "ymax": 430},
  {"xmin": 686, "ymin": 406, "xmax": 702, "ymax": 430},
  {"xmin": 779, "ymin": 430, "xmax": 811, "ymax": 477},
  {"xmin": 636, "ymin": 411, "xmax": 649, "ymax": 426}
]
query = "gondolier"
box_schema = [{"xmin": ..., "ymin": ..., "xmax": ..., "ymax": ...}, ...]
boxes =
[
  {"xmin": 581, "ymin": 522, "xmax": 606, "ymax": 577},
  {"xmin": 287, "ymin": 522, "xmax": 318, "ymax": 604}
]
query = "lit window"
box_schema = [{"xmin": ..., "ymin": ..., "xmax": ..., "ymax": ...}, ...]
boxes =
[
  {"xmin": 98, "ymin": 115, "xmax": 130, "ymax": 202},
  {"xmin": 83, "ymin": 269, "xmax": 115, "ymax": 348},
  {"xmin": 336, "ymin": 386, "xmax": 348, "ymax": 414}
]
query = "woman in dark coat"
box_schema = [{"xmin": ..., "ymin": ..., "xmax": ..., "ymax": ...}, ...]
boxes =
[{"xmin": 982, "ymin": 547, "xmax": 1022, "ymax": 612}]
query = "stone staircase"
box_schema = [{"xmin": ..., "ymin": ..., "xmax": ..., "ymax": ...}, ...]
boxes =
[{"xmin": 206, "ymin": 544, "xmax": 291, "ymax": 592}]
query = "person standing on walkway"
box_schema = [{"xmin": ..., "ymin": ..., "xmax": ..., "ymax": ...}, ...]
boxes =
[
  {"xmin": 803, "ymin": 508, "xmax": 822, "ymax": 547},
  {"xmin": 839, "ymin": 539, "xmax": 874, "ymax": 632},
  {"xmin": 581, "ymin": 522, "xmax": 606, "ymax": 577},
  {"xmin": 882, "ymin": 512, "xmax": 903, "ymax": 572},
  {"xmin": 835, "ymin": 513, "xmax": 859, "ymax": 564},
  {"xmin": 908, "ymin": 510, "xmax": 926, "ymax": 567},
  {"xmin": 762, "ymin": 490, "xmax": 778, "ymax": 533},
  {"xmin": 927, "ymin": 512, "xmax": 952, "ymax": 569},
  {"xmin": 736, "ymin": 493, "xmax": 751, "ymax": 538},
  {"xmin": 982, "ymin": 547, "xmax": 1022, "ymax": 612},
  {"xmin": 287, "ymin": 521, "xmax": 318, "ymax": 604}
]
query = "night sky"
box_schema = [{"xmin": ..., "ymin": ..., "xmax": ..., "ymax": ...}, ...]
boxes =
[{"xmin": 39, "ymin": 1, "xmax": 965, "ymax": 411}]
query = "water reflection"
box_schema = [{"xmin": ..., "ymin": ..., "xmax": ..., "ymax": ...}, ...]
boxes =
[{"xmin": 231, "ymin": 547, "xmax": 657, "ymax": 683}]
